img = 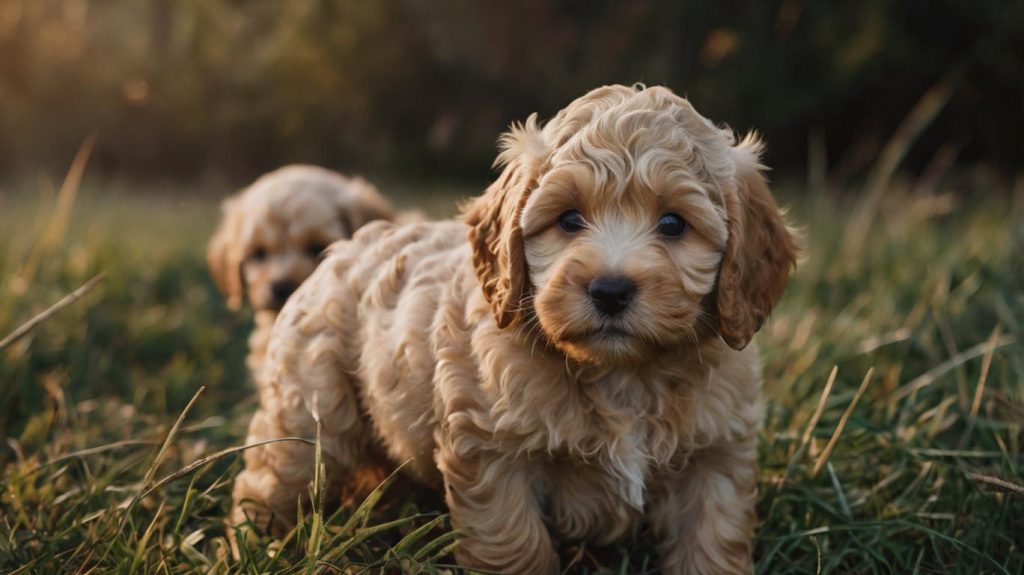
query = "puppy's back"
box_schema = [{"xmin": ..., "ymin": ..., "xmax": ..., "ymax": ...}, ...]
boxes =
[{"xmin": 264, "ymin": 220, "xmax": 470, "ymax": 477}]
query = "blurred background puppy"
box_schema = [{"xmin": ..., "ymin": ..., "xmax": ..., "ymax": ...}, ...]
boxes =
[{"xmin": 206, "ymin": 164, "xmax": 396, "ymax": 381}]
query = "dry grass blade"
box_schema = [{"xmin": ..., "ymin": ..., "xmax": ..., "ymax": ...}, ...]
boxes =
[
  {"xmin": 857, "ymin": 328, "xmax": 912, "ymax": 355},
  {"xmin": 138, "ymin": 437, "xmax": 316, "ymax": 502},
  {"xmin": 800, "ymin": 366, "xmax": 839, "ymax": 450},
  {"xmin": 779, "ymin": 366, "xmax": 838, "ymax": 488},
  {"xmin": 17, "ymin": 134, "xmax": 97, "ymax": 285},
  {"xmin": 130, "ymin": 501, "xmax": 164, "ymax": 574},
  {"xmin": 959, "ymin": 326, "xmax": 1002, "ymax": 447},
  {"xmin": 965, "ymin": 473, "xmax": 1024, "ymax": 499},
  {"xmin": 812, "ymin": 368, "xmax": 874, "ymax": 478},
  {"xmin": 0, "ymin": 272, "xmax": 107, "ymax": 351},
  {"xmin": 20, "ymin": 438, "xmax": 157, "ymax": 476},
  {"xmin": 893, "ymin": 335, "xmax": 1017, "ymax": 401},
  {"xmin": 8, "ymin": 561, "xmax": 40, "ymax": 575},
  {"xmin": 142, "ymin": 386, "xmax": 206, "ymax": 489},
  {"xmin": 306, "ymin": 411, "xmax": 326, "ymax": 572},
  {"xmin": 45, "ymin": 133, "xmax": 97, "ymax": 248}
]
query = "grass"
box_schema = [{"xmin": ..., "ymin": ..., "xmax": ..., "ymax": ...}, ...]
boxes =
[{"xmin": 0, "ymin": 171, "xmax": 1021, "ymax": 574}]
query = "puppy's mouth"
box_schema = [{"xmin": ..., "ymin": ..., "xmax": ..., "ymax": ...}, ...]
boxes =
[
  {"xmin": 593, "ymin": 325, "xmax": 631, "ymax": 339},
  {"xmin": 562, "ymin": 324, "xmax": 634, "ymax": 343},
  {"xmin": 553, "ymin": 322, "xmax": 656, "ymax": 366}
]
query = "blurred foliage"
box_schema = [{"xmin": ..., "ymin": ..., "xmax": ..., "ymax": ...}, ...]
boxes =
[{"xmin": 0, "ymin": 0, "xmax": 1021, "ymax": 186}]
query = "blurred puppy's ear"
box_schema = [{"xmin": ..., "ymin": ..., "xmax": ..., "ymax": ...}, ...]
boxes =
[
  {"xmin": 334, "ymin": 177, "xmax": 395, "ymax": 236},
  {"xmin": 715, "ymin": 134, "xmax": 799, "ymax": 350},
  {"xmin": 462, "ymin": 114, "xmax": 546, "ymax": 329},
  {"xmin": 207, "ymin": 196, "xmax": 246, "ymax": 310}
]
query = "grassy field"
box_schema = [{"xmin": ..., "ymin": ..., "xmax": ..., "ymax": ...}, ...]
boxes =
[{"xmin": 0, "ymin": 170, "xmax": 1021, "ymax": 574}]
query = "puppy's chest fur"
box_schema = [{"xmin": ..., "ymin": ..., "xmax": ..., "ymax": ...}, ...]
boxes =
[
  {"xmin": 484, "ymin": 355, "xmax": 734, "ymax": 508},
  {"xmin": 535, "ymin": 388, "xmax": 667, "ymax": 542},
  {"xmin": 547, "ymin": 380, "xmax": 677, "ymax": 511}
]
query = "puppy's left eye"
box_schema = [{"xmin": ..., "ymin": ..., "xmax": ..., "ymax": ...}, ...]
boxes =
[
  {"xmin": 306, "ymin": 243, "xmax": 328, "ymax": 259},
  {"xmin": 657, "ymin": 213, "xmax": 688, "ymax": 237},
  {"xmin": 557, "ymin": 210, "xmax": 587, "ymax": 234}
]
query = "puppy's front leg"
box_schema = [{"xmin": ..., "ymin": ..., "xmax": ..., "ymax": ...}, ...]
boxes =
[
  {"xmin": 436, "ymin": 434, "xmax": 558, "ymax": 574},
  {"xmin": 648, "ymin": 436, "xmax": 758, "ymax": 575}
]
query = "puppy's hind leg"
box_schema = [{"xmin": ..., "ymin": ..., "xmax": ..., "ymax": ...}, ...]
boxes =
[
  {"xmin": 231, "ymin": 402, "xmax": 317, "ymax": 535},
  {"xmin": 231, "ymin": 360, "xmax": 377, "ymax": 536},
  {"xmin": 231, "ymin": 283, "xmax": 375, "ymax": 536}
]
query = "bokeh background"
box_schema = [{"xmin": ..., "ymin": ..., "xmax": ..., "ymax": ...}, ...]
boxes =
[{"xmin": 1, "ymin": 0, "xmax": 1022, "ymax": 189}]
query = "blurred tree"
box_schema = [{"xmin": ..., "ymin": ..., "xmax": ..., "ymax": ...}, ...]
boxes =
[{"xmin": 0, "ymin": 0, "xmax": 1020, "ymax": 188}]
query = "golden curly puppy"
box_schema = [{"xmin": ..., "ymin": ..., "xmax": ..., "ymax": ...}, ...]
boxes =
[
  {"xmin": 231, "ymin": 85, "xmax": 798, "ymax": 574},
  {"xmin": 207, "ymin": 164, "xmax": 395, "ymax": 381}
]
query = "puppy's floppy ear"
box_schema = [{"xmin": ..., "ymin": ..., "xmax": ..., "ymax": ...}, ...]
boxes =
[
  {"xmin": 715, "ymin": 134, "xmax": 799, "ymax": 350},
  {"xmin": 207, "ymin": 197, "xmax": 246, "ymax": 310},
  {"xmin": 335, "ymin": 177, "xmax": 396, "ymax": 236},
  {"xmin": 462, "ymin": 115, "xmax": 546, "ymax": 329}
]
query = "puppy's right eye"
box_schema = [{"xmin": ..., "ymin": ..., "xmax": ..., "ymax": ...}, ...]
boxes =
[
  {"xmin": 250, "ymin": 247, "xmax": 268, "ymax": 262},
  {"xmin": 557, "ymin": 210, "xmax": 586, "ymax": 234}
]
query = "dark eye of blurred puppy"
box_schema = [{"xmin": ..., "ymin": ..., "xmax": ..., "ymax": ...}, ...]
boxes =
[
  {"xmin": 305, "ymin": 242, "xmax": 328, "ymax": 259},
  {"xmin": 557, "ymin": 209, "xmax": 586, "ymax": 234},
  {"xmin": 657, "ymin": 213, "xmax": 687, "ymax": 238},
  {"xmin": 250, "ymin": 247, "xmax": 268, "ymax": 261}
]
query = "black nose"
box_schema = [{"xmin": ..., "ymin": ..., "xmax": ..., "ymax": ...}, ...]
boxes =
[
  {"xmin": 270, "ymin": 280, "xmax": 298, "ymax": 304},
  {"xmin": 588, "ymin": 276, "xmax": 636, "ymax": 316}
]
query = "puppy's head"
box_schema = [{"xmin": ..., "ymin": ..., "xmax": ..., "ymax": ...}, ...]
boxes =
[
  {"xmin": 464, "ymin": 85, "xmax": 798, "ymax": 365},
  {"xmin": 207, "ymin": 165, "xmax": 394, "ymax": 312}
]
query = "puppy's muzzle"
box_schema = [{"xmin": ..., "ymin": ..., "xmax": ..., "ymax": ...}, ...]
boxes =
[
  {"xmin": 270, "ymin": 280, "xmax": 299, "ymax": 308},
  {"xmin": 588, "ymin": 276, "xmax": 636, "ymax": 316}
]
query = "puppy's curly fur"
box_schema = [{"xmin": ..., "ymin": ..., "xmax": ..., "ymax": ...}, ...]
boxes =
[
  {"xmin": 231, "ymin": 86, "xmax": 798, "ymax": 574},
  {"xmin": 207, "ymin": 165, "xmax": 395, "ymax": 381}
]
